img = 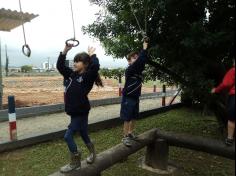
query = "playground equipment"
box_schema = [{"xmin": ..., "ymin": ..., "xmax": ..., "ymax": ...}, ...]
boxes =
[
  {"xmin": 0, "ymin": 8, "xmax": 38, "ymax": 108},
  {"xmin": 50, "ymin": 129, "xmax": 235, "ymax": 176},
  {"xmin": 65, "ymin": 0, "xmax": 79, "ymax": 47},
  {"xmin": 129, "ymin": 0, "xmax": 150, "ymax": 43},
  {"xmin": 18, "ymin": 0, "xmax": 31, "ymax": 57}
]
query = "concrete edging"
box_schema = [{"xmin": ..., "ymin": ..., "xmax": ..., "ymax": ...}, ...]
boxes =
[
  {"xmin": 0, "ymin": 103, "xmax": 182, "ymax": 153},
  {"xmin": 0, "ymin": 91, "xmax": 177, "ymax": 122}
]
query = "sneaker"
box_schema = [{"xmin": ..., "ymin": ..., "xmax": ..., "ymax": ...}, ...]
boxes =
[
  {"xmin": 122, "ymin": 137, "xmax": 132, "ymax": 147},
  {"xmin": 225, "ymin": 138, "xmax": 234, "ymax": 146},
  {"xmin": 86, "ymin": 143, "xmax": 96, "ymax": 164},
  {"xmin": 60, "ymin": 152, "xmax": 81, "ymax": 173},
  {"xmin": 128, "ymin": 133, "xmax": 138, "ymax": 140}
]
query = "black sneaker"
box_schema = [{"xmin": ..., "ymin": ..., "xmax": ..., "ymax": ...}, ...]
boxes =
[
  {"xmin": 128, "ymin": 133, "xmax": 138, "ymax": 140},
  {"xmin": 225, "ymin": 138, "xmax": 234, "ymax": 146}
]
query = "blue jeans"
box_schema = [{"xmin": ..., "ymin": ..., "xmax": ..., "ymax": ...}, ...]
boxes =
[{"xmin": 64, "ymin": 115, "xmax": 91, "ymax": 153}]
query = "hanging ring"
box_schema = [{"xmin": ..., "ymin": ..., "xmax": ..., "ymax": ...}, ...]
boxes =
[
  {"xmin": 22, "ymin": 44, "xmax": 31, "ymax": 57},
  {"xmin": 65, "ymin": 38, "xmax": 80, "ymax": 47}
]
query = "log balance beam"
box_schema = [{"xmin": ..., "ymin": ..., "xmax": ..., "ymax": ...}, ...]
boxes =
[{"xmin": 49, "ymin": 129, "xmax": 235, "ymax": 176}]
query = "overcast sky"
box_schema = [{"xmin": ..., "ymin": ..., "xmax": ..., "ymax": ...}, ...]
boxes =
[{"xmin": 0, "ymin": 0, "xmax": 127, "ymax": 68}]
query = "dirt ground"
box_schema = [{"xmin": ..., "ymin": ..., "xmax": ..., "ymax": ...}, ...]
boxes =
[{"xmin": 2, "ymin": 76, "xmax": 156, "ymax": 108}]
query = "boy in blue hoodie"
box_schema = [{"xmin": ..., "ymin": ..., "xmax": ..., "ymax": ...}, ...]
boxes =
[{"xmin": 121, "ymin": 40, "xmax": 149, "ymax": 147}]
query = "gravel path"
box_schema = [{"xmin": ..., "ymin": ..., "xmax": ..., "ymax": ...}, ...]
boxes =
[{"xmin": 0, "ymin": 98, "xmax": 179, "ymax": 143}]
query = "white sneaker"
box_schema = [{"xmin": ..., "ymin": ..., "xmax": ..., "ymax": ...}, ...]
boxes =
[
  {"xmin": 60, "ymin": 152, "xmax": 81, "ymax": 173},
  {"xmin": 86, "ymin": 143, "xmax": 96, "ymax": 164},
  {"xmin": 122, "ymin": 137, "xmax": 132, "ymax": 147}
]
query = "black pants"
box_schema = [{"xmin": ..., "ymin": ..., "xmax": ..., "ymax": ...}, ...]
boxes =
[{"xmin": 227, "ymin": 95, "xmax": 235, "ymax": 122}]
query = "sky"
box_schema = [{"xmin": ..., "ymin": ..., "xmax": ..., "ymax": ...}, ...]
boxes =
[{"xmin": 0, "ymin": 0, "xmax": 127, "ymax": 68}]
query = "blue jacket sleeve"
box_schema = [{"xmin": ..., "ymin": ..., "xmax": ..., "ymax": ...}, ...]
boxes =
[
  {"xmin": 83, "ymin": 54, "xmax": 100, "ymax": 80},
  {"xmin": 56, "ymin": 52, "xmax": 73, "ymax": 79},
  {"xmin": 131, "ymin": 49, "xmax": 148, "ymax": 71}
]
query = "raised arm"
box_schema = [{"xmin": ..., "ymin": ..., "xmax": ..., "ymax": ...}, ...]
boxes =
[
  {"xmin": 132, "ymin": 40, "xmax": 149, "ymax": 70},
  {"xmin": 84, "ymin": 47, "xmax": 100, "ymax": 79},
  {"xmin": 56, "ymin": 45, "xmax": 74, "ymax": 79}
]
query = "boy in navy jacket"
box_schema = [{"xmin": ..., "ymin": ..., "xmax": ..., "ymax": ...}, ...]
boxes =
[{"xmin": 121, "ymin": 40, "xmax": 149, "ymax": 147}]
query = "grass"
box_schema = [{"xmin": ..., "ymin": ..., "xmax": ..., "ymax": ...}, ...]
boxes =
[{"xmin": 0, "ymin": 108, "xmax": 235, "ymax": 176}]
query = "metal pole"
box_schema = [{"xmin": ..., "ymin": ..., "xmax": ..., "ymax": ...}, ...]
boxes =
[
  {"xmin": 5, "ymin": 45, "xmax": 9, "ymax": 77},
  {"xmin": 0, "ymin": 38, "xmax": 3, "ymax": 109}
]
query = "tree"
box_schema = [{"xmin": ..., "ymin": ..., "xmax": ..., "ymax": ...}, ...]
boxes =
[
  {"xmin": 100, "ymin": 68, "xmax": 125, "ymax": 80},
  {"xmin": 83, "ymin": 0, "xmax": 235, "ymax": 108},
  {"xmin": 21, "ymin": 65, "xmax": 33, "ymax": 73},
  {"xmin": 5, "ymin": 55, "xmax": 8, "ymax": 77},
  {"xmin": 5, "ymin": 45, "xmax": 9, "ymax": 77}
]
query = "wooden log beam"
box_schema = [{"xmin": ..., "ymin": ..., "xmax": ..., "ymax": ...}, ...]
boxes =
[
  {"xmin": 49, "ymin": 128, "xmax": 157, "ymax": 176},
  {"xmin": 156, "ymin": 130, "xmax": 235, "ymax": 160}
]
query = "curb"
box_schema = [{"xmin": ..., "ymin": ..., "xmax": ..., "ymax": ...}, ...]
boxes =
[{"xmin": 0, "ymin": 103, "xmax": 182, "ymax": 153}]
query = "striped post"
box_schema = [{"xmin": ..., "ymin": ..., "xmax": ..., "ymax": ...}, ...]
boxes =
[
  {"xmin": 118, "ymin": 74, "xmax": 122, "ymax": 97},
  {"xmin": 8, "ymin": 96, "xmax": 17, "ymax": 141},
  {"xmin": 162, "ymin": 85, "xmax": 166, "ymax": 107}
]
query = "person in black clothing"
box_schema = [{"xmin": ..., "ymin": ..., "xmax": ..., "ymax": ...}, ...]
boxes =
[
  {"xmin": 121, "ymin": 40, "xmax": 149, "ymax": 147},
  {"xmin": 57, "ymin": 44, "xmax": 103, "ymax": 173}
]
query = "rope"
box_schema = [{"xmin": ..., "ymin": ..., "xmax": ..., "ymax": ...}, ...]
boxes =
[
  {"xmin": 19, "ymin": 0, "xmax": 27, "ymax": 45},
  {"xmin": 65, "ymin": 0, "xmax": 79, "ymax": 47},
  {"xmin": 129, "ymin": 2, "xmax": 146, "ymax": 38},
  {"xmin": 69, "ymin": 0, "xmax": 76, "ymax": 39}
]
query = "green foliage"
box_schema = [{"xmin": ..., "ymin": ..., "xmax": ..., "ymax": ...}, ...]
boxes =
[
  {"xmin": 21, "ymin": 65, "xmax": 33, "ymax": 73},
  {"xmin": 83, "ymin": 0, "xmax": 235, "ymax": 105},
  {"xmin": 100, "ymin": 68, "xmax": 125, "ymax": 80}
]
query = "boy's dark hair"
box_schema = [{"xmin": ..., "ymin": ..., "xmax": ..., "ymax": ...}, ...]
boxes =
[
  {"xmin": 74, "ymin": 52, "xmax": 104, "ymax": 87},
  {"xmin": 127, "ymin": 51, "xmax": 139, "ymax": 61}
]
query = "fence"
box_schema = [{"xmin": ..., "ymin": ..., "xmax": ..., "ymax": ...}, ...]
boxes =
[{"xmin": 0, "ymin": 75, "xmax": 176, "ymax": 109}]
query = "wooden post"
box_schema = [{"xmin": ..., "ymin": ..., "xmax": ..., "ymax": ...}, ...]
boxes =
[
  {"xmin": 168, "ymin": 88, "xmax": 181, "ymax": 106},
  {"xmin": 162, "ymin": 85, "xmax": 166, "ymax": 106},
  {"xmin": 145, "ymin": 139, "xmax": 169, "ymax": 170},
  {"xmin": 153, "ymin": 78, "xmax": 157, "ymax": 93}
]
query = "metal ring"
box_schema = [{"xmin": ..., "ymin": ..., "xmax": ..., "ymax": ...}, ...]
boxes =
[
  {"xmin": 65, "ymin": 38, "xmax": 80, "ymax": 47},
  {"xmin": 22, "ymin": 44, "xmax": 31, "ymax": 57}
]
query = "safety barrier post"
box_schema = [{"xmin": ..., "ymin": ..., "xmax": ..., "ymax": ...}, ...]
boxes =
[
  {"xmin": 118, "ymin": 74, "xmax": 122, "ymax": 97},
  {"xmin": 8, "ymin": 96, "xmax": 17, "ymax": 141},
  {"xmin": 162, "ymin": 85, "xmax": 166, "ymax": 106}
]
